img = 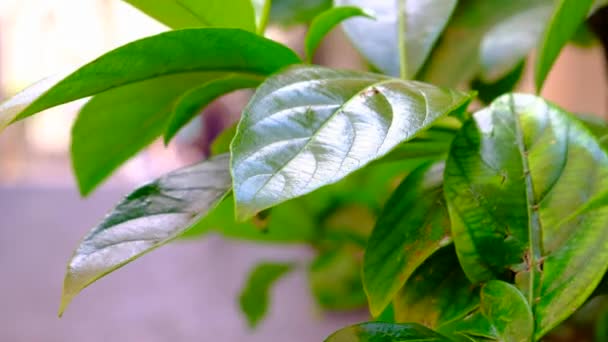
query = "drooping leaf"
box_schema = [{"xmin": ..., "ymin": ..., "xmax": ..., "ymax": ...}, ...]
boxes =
[
  {"xmin": 305, "ymin": 6, "xmax": 373, "ymax": 63},
  {"xmin": 122, "ymin": 0, "xmax": 257, "ymax": 31},
  {"xmin": 421, "ymin": 0, "xmax": 553, "ymax": 86},
  {"xmin": 444, "ymin": 93, "xmax": 608, "ymax": 337},
  {"xmin": 239, "ymin": 262, "xmax": 293, "ymax": 328},
  {"xmin": 335, "ymin": 0, "xmax": 458, "ymax": 78},
  {"xmin": 363, "ymin": 161, "xmax": 451, "ymax": 316},
  {"xmin": 164, "ymin": 74, "xmax": 261, "ymax": 144},
  {"xmin": 309, "ymin": 247, "xmax": 367, "ymax": 311},
  {"xmin": 471, "ymin": 60, "xmax": 526, "ymax": 105},
  {"xmin": 230, "ymin": 65, "xmax": 472, "ymax": 220},
  {"xmin": 72, "ymin": 73, "xmax": 222, "ymax": 196},
  {"xmin": 269, "ymin": 0, "xmax": 332, "ymax": 26},
  {"xmin": 325, "ymin": 322, "xmax": 452, "ymax": 342},
  {"xmin": 59, "ymin": 154, "xmax": 232, "ymax": 316},
  {"xmin": 0, "ymin": 28, "xmax": 300, "ymax": 132},
  {"xmin": 394, "ymin": 248, "xmax": 534, "ymax": 342},
  {"xmin": 535, "ymin": 0, "xmax": 595, "ymax": 92}
]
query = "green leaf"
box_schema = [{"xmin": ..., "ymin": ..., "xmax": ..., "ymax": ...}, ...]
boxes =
[
  {"xmin": 252, "ymin": 0, "xmax": 272, "ymax": 33},
  {"xmin": 309, "ymin": 247, "xmax": 367, "ymax": 311},
  {"xmin": 325, "ymin": 322, "xmax": 452, "ymax": 342},
  {"xmin": 122, "ymin": 0, "xmax": 257, "ymax": 31},
  {"xmin": 0, "ymin": 28, "xmax": 300, "ymax": 132},
  {"xmin": 239, "ymin": 262, "xmax": 293, "ymax": 328},
  {"xmin": 305, "ymin": 6, "xmax": 373, "ymax": 63},
  {"xmin": 72, "ymin": 73, "xmax": 221, "ymax": 196},
  {"xmin": 471, "ymin": 60, "xmax": 525, "ymax": 105},
  {"xmin": 269, "ymin": 0, "xmax": 332, "ymax": 26},
  {"xmin": 363, "ymin": 162, "xmax": 451, "ymax": 316},
  {"xmin": 335, "ymin": 0, "xmax": 457, "ymax": 78},
  {"xmin": 164, "ymin": 74, "xmax": 261, "ymax": 144},
  {"xmin": 395, "ymin": 248, "xmax": 534, "ymax": 342},
  {"xmin": 444, "ymin": 93, "xmax": 608, "ymax": 337},
  {"xmin": 210, "ymin": 124, "xmax": 238, "ymax": 156},
  {"xmin": 181, "ymin": 195, "xmax": 318, "ymax": 243},
  {"xmin": 421, "ymin": 0, "xmax": 553, "ymax": 86},
  {"xmin": 59, "ymin": 154, "xmax": 232, "ymax": 316},
  {"xmin": 230, "ymin": 65, "xmax": 472, "ymax": 220},
  {"xmin": 535, "ymin": 0, "xmax": 595, "ymax": 92}
]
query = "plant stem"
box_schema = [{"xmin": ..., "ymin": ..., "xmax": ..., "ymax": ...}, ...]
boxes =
[
  {"xmin": 398, "ymin": 0, "xmax": 408, "ymax": 79},
  {"xmin": 257, "ymin": 0, "xmax": 273, "ymax": 35}
]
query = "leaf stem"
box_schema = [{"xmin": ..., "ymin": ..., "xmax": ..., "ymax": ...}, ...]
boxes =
[
  {"xmin": 398, "ymin": 0, "xmax": 408, "ymax": 79},
  {"xmin": 257, "ymin": 0, "xmax": 272, "ymax": 35}
]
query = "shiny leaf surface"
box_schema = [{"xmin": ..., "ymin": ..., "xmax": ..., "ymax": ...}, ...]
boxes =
[
  {"xmin": 336, "ymin": 0, "xmax": 457, "ymax": 78},
  {"xmin": 239, "ymin": 262, "xmax": 293, "ymax": 328},
  {"xmin": 231, "ymin": 65, "xmax": 472, "ymax": 220},
  {"xmin": 164, "ymin": 74, "xmax": 261, "ymax": 144},
  {"xmin": 444, "ymin": 93, "xmax": 608, "ymax": 337},
  {"xmin": 122, "ymin": 0, "xmax": 257, "ymax": 31},
  {"xmin": 535, "ymin": 0, "xmax": 595, "ymax": 92},
  {"xmin": 0, "ymin": 28, "xmax": 300, "ymax": 132},
  {"xmin": 305, "ymin": 6, "xmax": 373, "ymax": 63},
  {"xmin": 325, "ymin": 322, "xmax": 451, "ymax": 342},
  {"xmin": 364, "ymin": 162, "xmax": 451, "ymax": 316},
  {"xmin": 422, "ymin": 0, "xmax": 553, "ymax": 86},
  {"xmin": 60, "ymin": 154, "xmax": 232, "ymax": 315}
]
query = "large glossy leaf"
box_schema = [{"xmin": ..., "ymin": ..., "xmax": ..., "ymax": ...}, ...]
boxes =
[
  {"xmin": 239, "ymin": 262, "xmax": 293, "ymax": 328},
  {"xmin": 230, "ymin": 65, "xmax": 472, "ymax": 220},
  {"xmin": 163, "ymin": 74, "xmax": 261, "ymax": 144},
  {"xmin": 335, "ymin": 0, "xmax": 457, "ymax": 78},
  {"xmin": 72, "ymin": 72, "xmax": 222, "ymax": 195},
  {"xmin": 422, "ymin": 0, "xmax": 553, "ymax": 86},
  {"xmin": 444, "ymin": 93, "xmax": 608, "ymax": 337},
  {"xmin": 535, "ymin": 0, "xmax": 595, "ymax": 92},
  {"xmin": 394, "ymin": 248, "xmax": 534, "ymax": 342},
  {"xmin": 305, "ymin": 6, "xmax": 373, "ymax": 63},
  {"xmin": 0, "ymin": 28, "xmax": 300, "ymax": 132},
  {"xmin": 122, "ymin": 0, "xmax": 257, "ymax": 31},
  {"xmin": 59, "ymin": 154, "xmax": 231, "ymax": 315},
  {"xmin": 363, "ymin": 162, "xmax": 451, "ymax": 316},
  {"xmin": 325, "ymin": 322, "xmax": 451, "ymax": 342}
]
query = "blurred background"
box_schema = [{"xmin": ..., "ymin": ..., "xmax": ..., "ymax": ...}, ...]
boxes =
[{"xmin": 0, "ymin": 1, "xmax": 606, "ymax": 341}]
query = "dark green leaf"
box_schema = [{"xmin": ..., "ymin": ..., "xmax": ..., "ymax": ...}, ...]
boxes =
[
  {"xmin": 309, "ymin": 247, "xmax": 367, "ymax": 311},
  {"xmin": 59, "ymin": 154, "xmax": 232, "ymax": 316},
  {"xmin": 239, "ymin": 262, "xmax": 293, "ymax": 328},
  {"xmin": 72, "ymin": 73, "xmax": 221, "ymax": 196},
  {"xmin": 0, "ymin": 28, "xmax": 300, "ymax": 132},
  {"xmin": 444, "ymin": 93, "xmax": 608, "ymax": 337},
  {"xmin": 305, "ymin": 6, "xmax": 373, "ymax": 63},
  {"xmin": 122, "ymin": 0, "xmax": 256, "ymax": 31},
  {"xmin": 421, "ymin": 0, "xmax": 553, "ymax": 86},
  {"xmin": 471, "ymin": 60, "xmax": 525, "ymax": 105},
  {"xmin": 164, "ymin": 74, "xmax": 261, "ymax": 144},
  {"xmin": 363, "ymin": 162, "xmax": 451, "ymax": 316},
  {"xmin": 230, "ymin": 65, "xmax": 472, "ymax": 220},
  {"xmin": 336, "ymin": 0, "xmax": 457, "ymax": 78},
  {"xmin": 325, "ymin": 322, "xmax": 451, "ymax": 342},
  {"xmin": 535, "ymin": 0, "xmax": 594, "ymax": 92},
  {"xmin": 269, "ymin": 0, "xmax": 332, "ymax": 26}
]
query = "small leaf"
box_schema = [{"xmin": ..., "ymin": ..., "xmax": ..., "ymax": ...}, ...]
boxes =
[
  {"xmin": 164, "ymin": 74, "xmax": 261, "ymax": 144},
  {"xmin": 304, "ymin": 6, "xmax": 373, "ymax": 63},
  {"xmin": 59, "ymin": 154, "xmax": 231, "ymax": 316},
  {"xmin": 535, "ymin": 0, "xmax": 595, "ymax": 92},
  {"xmin": 471, "ymin": 60, "xmax": 525, "ymax": 105},
  {"xmin": 269, "ymin": 0, "xmax": 332, "ymax": 26},
  {"xmin": 335, "ymin": 0, "xmax": 458, "ymax": 78},
  {"xmin": 252, "ymin": 0, "xmax": 272, "ymax": 33},
  {"xmin": 325, "ymin": 322, "xmax": 452, "ymax": 342},
  {"xmin": 0, "ymin": 28, "xmax": 300, "ymax": 132},
  {"xmin": 444, "ymin": 93, "xmax": 608, "ymax": 337},
  {"xmin": 122, "ymin": 0, "xmax": 257, "ymax": 31},
  {"xmin": 309, "ymin": 247, "xmax": 367, "ymax": 311},
  {"xmin": 239, "ymin": 262, "xmax": 293, "ymax": 328},
  {"xmin": 363, "ymin": 162, "xmax": 451, "ymax": 316},
  {"xmin": 231, "ymin": 65, "xmax": 472, "ymax": 220}
]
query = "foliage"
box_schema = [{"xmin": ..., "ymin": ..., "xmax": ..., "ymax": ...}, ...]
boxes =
[{"xmin": 2, "ymin": 1, "xmax": 608, "ymax": 341}]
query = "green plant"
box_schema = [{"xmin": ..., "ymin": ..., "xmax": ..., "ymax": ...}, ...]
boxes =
[{"xmin": 2, "ymin": 0, "xmax": 608, "ymax": 341}]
